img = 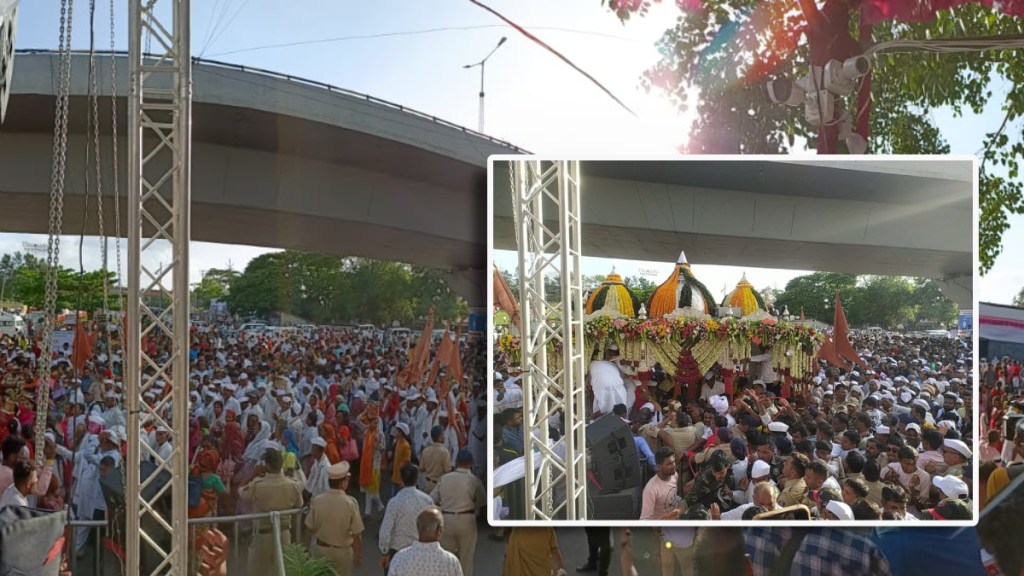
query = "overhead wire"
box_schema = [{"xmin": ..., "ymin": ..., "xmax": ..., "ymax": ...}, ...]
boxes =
[
  {"xmin": 206, "ymin": 24, "xmax": 634, "ymax": 58},
  {"xmin": 466, "ymin": 0, "xmax": 636, "ymax": 117},
  {"xmin": 200, "ymin": 0, "xmax": 236, "ymax": 57},
  {"xmin": 204, "ymin": 0, "xmax": 254, "ymax": 57}
]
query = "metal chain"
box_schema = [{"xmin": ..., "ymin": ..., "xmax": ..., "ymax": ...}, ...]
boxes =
[
  {"xmin": 88, "ymin": 0, "xmax": 110, "ymax": 379},
  {"xmin": 34, "ymin": 0, "xmax": 74, "ymax": 467},
  {"xmin": 110, "ymin": 0, "xmax": 124, "ymax": 337},
  {"xmin": 508, "ymin": 161, "xmax": 520, "ymax": 250},
  {"xmin": 109, "ymin": 6, "xmax": 128, "ymax": 575}
]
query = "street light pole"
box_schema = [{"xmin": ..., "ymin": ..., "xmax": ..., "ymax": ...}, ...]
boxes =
[{"xmin": 464, "ymin": 36, "xmax": 506, "ymax": 133}]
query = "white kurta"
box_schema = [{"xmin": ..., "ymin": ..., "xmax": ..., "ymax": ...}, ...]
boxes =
[
  {"xmin": 305, "ymin": 454, "xmax": 331, "ymax": 497},
  {"xmin": 590, "ymin": 360, "xmax": 629, "ymax": 416}
]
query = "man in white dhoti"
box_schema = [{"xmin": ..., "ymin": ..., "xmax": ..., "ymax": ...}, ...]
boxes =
[{"xmin": 588, "ymin": 345, "xmax": 633, "ymax": 419}]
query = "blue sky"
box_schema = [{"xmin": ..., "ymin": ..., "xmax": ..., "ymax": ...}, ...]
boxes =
[{"xmin": 4, "ymin": 0, "xmax": 1019, "ymax": 304}]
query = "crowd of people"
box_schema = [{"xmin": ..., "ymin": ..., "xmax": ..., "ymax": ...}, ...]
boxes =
[
  {"xmin": 0, "ymin": 315, "xmax": 490, "ymax": 576},
  {"xmin": 495, "ymin": 331, "xmax": 975, "ymax": 525},
  {"xmin": 490, "ymin": 329, "xmax": 1005, "ymax": 575}
]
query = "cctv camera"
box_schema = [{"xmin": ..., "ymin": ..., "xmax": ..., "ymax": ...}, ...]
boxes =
[
  {"xmin": 804, "ymin": 90, "xmax": 835, "ymax": 124},
  {"xmin": 765, "ymin": 77, "xmax": 805, "ymax": 106},
  {"xmin": 836, "ymin": 111, "xmax": 868, "ymax": 154},
  {"xmin": 842, "ymin": 55, "xmax": 870, "ymax": 80},
  {"xmin": 823, "ymin": 60, "xmax": 854, "ymax": 95},
  {"xmin": 846, "ymin": 133, "xmax": 868, "ymax": 155}
]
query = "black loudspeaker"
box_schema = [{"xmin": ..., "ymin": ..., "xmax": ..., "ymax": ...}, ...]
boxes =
[
  {"xmin": 587, "ymin": 414, "xmax": 640, "ymax": 494},
  {"xmin": 590, "ymin": 485, "xmax": 641, "ymax": 520},
  {"xmin": 0, "ymin": 506, "xmax": 67, "ymax": 576}
]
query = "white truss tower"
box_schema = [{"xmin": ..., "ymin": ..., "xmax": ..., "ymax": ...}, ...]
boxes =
[
  {"xmin": 0, "ymin": 0, "xmax": 18, "ymax": 124},
  {"xmin": 512, "ymin": 160, "xmax": 588, "ymax": 520},
  {"xmin": 126, "ymin": 0, "xmax": 191, "ymax": 573}
]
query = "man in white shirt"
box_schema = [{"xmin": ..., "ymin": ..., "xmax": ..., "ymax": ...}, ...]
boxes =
[
  {"xmin": 388, "ymin": 507, "xmax": 462, "ymax": 576},
  {"xmin": 151, "ymin": 426, "xmax": 173, "ymax": 463},
  {"xmin": 379, "ymin": 463, "xmax": 434, "ymax": 569},
  {"xmin": 698, "ymin": 371, "xmax": 726, "ymax": 400},
  {"xmin": 0, "ymin": 459, "xmax": 37, "ymax": 508},
  {"xmin": 588, "ymin": 345, "xmax": 631, "ymax": 419},
  {"xmin": 305, "ymin": 437, "xmax": 331, "ymax": 499}
]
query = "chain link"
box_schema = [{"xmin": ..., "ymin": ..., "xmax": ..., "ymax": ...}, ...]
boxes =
[
  {"xmin": 34, "ymin": 0, "xmax": 74, "ymax": 467},
  {"xmin": 110, "ymin": 6, "xmax": 128, "ymax": 573},
  {"xmin": 508, "ymin": 160, "xmax": 521, "ymax": 251},
  {"xmin": 110, "ymin": 0, "xmax": 123, "ymax": 321},
  {"xmin": 87, "ymin": 0, "xmax": 110, "ymax": 379}
]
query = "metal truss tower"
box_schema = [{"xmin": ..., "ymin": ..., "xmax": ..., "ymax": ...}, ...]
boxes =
[
  {"xmin": 126, "ymin": 0, "xmax": 191, "ymax": 573},
  {"xmin": 512, "ymin": 160, "xmax": 588, "ymax": 520},
  {"xmin": 0, "ymin": 0, "xmax": 17, "ymax": 123}
]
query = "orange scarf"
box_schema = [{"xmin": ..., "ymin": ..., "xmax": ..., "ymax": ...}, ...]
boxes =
[
  {"xmin": 323, "ymin": 424, "xmax": 341, "ymax": 464},
  {"xmin": 359, "ymin": 418, "xmax": 378, "ymax": 487}
]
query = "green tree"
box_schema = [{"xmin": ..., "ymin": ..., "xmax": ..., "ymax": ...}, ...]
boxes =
[
  {"xmin": 226, "ymin": 253, "xmax": 289, "ymax": 316},
  {"xmin": 500, "ymin": 268, "xmax": 520, "ymax": 302},
  {"xmin": 774, "ymin": 272, "xmax": 859, "ymax": 323},
  {"xmin": 911, "ymin": 278, "xmax": 958, "ymax": 327},
  {"xmin": 191, "ymin": 268, "xmax": 241, "ymax": 310},
  {"xmin": 624, "ymin": 275, "xmax": 658, "ymax": 306},
  {"xmin": 850, "ymin": 276, "xmax": 916, "ymax": 328},
  {"xmin": 605, "ymin": 1, "xmax": 1023, "ymax": 274}
]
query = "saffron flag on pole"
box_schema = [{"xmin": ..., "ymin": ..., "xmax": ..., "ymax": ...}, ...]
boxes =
[
  {"xmin": 832, "ymin": 290, "xmax": 869, "ymax": 370},
  {"xmin": 71, "ymin": 323, "xmax": 93, "ymax": 373},
  {"xmin": 447, "ymin": 324, "xmax": 464, "ymax": 386},
  {"xmin": 493, "ymin": 265, "xmax": 521, "ymax": 331},
  {"xmin": 397, "ymin": 306, "xmax": 434, "ymax": 388}
]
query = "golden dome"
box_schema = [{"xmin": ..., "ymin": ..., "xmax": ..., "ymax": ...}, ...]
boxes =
[
  {"xmin": 647, "ymin": 253, "xmax": 716, "ymax": 317},
  {"xmin": 721, "ymin": 273, "xmax": 767, "ymax": 316},
  {"xmin": 585, "ymin": 272, "xmax": 640, "ymax": 317}
]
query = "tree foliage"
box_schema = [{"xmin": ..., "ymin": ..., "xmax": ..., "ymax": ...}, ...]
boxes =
[
  {"xmin": 225, "ymin": 251, "xmax": 467, "ymax": 326},
  {"xmin": 605, "ymin": 0, "xmax": 1024, "ymax": 274},
  {"xmin": 774, "ymin": 272, "xmax": 957, "ymax": 328},
  {"xmin": 191, "ymin": 268, "xmax": 240, "ymax": 309},
  {"xmin": 624, "ymin": 275, "xmax": 659, "ymax": 305},
  {"xmin": 0, "ymin": 251, "xmax": 118, "ymax": 312}
]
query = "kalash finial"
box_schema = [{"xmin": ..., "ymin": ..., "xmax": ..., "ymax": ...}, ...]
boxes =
[{"xmin": 677, "ymin": 250, "xmax": 688, "ymax": 264}]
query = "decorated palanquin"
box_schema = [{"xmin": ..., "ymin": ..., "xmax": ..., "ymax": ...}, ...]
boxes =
[{"xmin": 497, "ymin": 251, "xmax": 824, "ymax": 394}]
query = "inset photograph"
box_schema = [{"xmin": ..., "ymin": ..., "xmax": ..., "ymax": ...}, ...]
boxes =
[{"xmin": 489, "ymin": 157, "xmax": 976, "ymax": 525}]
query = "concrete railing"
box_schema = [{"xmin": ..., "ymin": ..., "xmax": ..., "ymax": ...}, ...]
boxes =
[{"xmin": 13, "ymin": 49, "xmax": 529, "ymax": 154}]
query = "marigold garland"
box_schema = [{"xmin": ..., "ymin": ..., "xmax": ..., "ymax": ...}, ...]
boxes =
[{"xmin": 497, "ymin": 316, "xmax": 823, "ymax": 378}]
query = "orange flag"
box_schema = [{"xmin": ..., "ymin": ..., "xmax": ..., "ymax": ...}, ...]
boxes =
[
  {"xmin": 426, "ymin": 328, "xmax": 452, "ymax": 391},
  {"xmin": 447, "ymin": 324, "xmax": 464, "ymax": 386},
  {"xmin": 832, "ymin": 290, "xmax": 868, "ymax": 370},
  {"xmin": 396, "ymin": 306, "xmax": 435, "ymax": 389},
  {"xmin": 493, "ymin": 265, "xmax": 521, "ymax": 331},
  {"xmin": 71, "ymin": 323, "xmax": 93, "ymax": 373}
]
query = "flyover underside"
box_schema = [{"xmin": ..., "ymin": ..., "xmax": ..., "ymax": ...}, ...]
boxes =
[
  {"xmin": 493, "ymin": 217, "xmax": 971, "ymax": 280},
  {"xmin": 0, "ymin": 192, "xmax": 476, "ymax": 270},
  {"xmin": 0, "ymin": 132, "xmax": 486, "ymax": 271}
]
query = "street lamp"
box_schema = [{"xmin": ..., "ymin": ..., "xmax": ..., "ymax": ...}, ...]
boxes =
[{"xmin": 463, "ymin": 36, "xmax": 507, "ymax": 133}]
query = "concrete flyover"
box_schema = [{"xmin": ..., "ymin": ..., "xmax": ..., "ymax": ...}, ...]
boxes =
[
  {"xmin": 0, "ymin": 51, "xmax": 527, "ymax": 306},
  {"xmin": 492, "ymin": 159, "xmax": 974, "ymax": 307}
]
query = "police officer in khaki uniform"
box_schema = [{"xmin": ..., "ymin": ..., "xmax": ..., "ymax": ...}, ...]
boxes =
[
  {"xmin": 419, "ymin": 426, "xmax": 453, "ymax": 494},
  {"xmin": 239, "ymin": 447, "xmax": 304, "ymax": 576},
  {"xmin": 304, "ymin": 461, "xmax": 365, "ymax": 576},
  {"xmin": 431, "ymin": 449, "xmax": 485, "ymax": 576}
]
